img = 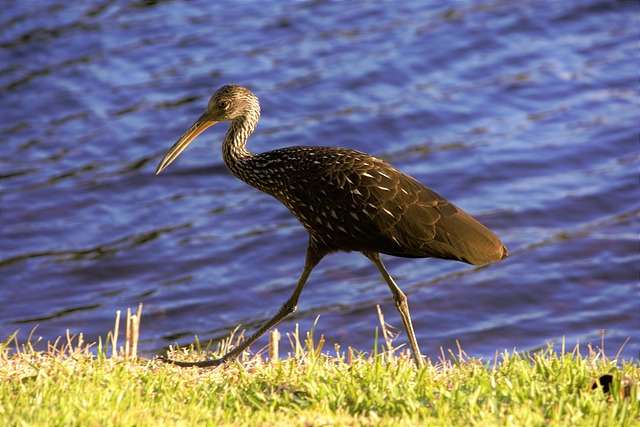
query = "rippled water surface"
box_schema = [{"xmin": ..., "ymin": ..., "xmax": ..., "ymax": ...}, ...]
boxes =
[{"xmin": 1, "ymin": 0, "xmax": 638, "ymax": 361}]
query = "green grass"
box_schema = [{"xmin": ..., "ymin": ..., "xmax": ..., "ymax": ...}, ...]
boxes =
[{"xmin": 1, "ymin": 318, "xmax": 638, "ymax": 427}]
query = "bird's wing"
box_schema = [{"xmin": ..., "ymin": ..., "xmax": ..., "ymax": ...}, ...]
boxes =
[{"xmin": 330, "ymin": 154, "xmax": 505, "ymax": 264}]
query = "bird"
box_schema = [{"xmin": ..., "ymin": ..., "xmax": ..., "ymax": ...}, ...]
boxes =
[{"xmin": 156, "ymin": 84, "xmax": 508, "ymax": 368}]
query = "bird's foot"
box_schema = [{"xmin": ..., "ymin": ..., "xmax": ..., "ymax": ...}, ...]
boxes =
[{"xmin": 156, "ymin": 354, "xmax": 229, "ymax": 368}]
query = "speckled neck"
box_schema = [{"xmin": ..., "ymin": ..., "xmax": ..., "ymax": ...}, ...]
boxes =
[{"xmin": 221, "ymin": 110, "xmax": 259, "ymax": 184}]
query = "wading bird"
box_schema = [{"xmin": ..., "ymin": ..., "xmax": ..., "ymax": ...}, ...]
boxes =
[{"xmin": 156, "ymin": 84, "xmax": 508, "ymax": 368}]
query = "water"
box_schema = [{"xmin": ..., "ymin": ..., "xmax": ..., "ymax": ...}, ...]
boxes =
[{"xmin": 1, "ymin": 0, "xmax": 638, "ymax": 362}]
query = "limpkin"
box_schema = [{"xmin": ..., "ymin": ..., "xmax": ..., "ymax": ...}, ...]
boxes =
[{"xmin": 156, "ymin": 84, "xmax": 508, "ymax": 368}]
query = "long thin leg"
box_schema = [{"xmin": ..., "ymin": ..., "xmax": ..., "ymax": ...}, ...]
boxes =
[
  {"xmin": 160, "ymin": 245, "xmax": 325, "ymax": 368},
  {"xmin": 364, "ymin": 251, "xmax": 425, "ymax": 368}
]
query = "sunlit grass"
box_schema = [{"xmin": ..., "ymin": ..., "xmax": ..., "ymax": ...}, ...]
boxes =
[{"xmin": 1, "ymin": 306, "xmax": 638, "ymax": 427}]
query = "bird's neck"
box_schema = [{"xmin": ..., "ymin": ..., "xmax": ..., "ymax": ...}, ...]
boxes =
[{"xmin": 221, "ymin": 115, "xmax": 258, "ymax": 184}]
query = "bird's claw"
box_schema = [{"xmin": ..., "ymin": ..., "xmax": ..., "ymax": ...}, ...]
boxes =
[{"xmin": 155, "ymin": 354, "xmax": 228, "ymax": 368}]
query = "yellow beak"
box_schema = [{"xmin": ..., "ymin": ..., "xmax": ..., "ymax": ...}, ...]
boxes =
[{"xmin": 156, "ymin": 112, "xmax": 218, "ymax": 175}]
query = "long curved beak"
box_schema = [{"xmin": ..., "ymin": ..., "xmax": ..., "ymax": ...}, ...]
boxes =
[{"xmin": 156, "ymin": 112, "xmax": 218, "ymax": 175}]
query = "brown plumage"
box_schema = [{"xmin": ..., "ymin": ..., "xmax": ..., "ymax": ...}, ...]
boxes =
[{"xmin": 156, "ymin": 84, "xmax": 508, "ymax": 368}]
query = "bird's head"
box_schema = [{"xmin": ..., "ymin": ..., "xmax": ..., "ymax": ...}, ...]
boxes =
[
  {"xmin": 206, "ymin": 84, "xmax": 260, "ymax": 122},
  {"xmin": 156, "ymin": 84, "xmax": 260, "ymax": 175}
]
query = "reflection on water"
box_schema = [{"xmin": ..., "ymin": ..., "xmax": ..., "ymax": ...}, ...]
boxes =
[{"xmin": 1, "ymin": 0, "xmax": 637, "ymax": 361}]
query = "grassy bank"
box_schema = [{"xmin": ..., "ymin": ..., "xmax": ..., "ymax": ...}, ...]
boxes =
[{"xmin": 1, "ymin": 312, "xmax": 637, "ymax": 426}]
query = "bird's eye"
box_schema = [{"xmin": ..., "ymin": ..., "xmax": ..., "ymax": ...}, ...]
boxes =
[{"xmin": 218, "ymin": 100, "xmax": 230, "ymax": 110}]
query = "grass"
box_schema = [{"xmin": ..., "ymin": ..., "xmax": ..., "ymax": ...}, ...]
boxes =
[{"xmin": 1, "ymin": 306, "xmax": 638, "ymax": 427}]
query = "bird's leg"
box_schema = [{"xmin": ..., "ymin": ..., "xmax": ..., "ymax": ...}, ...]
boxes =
[
  {"xmin": 159, "ymin": 245, "xmax": 325, "ymax": 368},
  {"xmin": 363, "ymin": 251, "xmax": 425, "ymax": 368}
]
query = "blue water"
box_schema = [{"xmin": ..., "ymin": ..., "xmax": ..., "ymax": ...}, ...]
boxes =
[{"xmin": 1, "ymin": 0, "xmax": 638, "ymax": 362}]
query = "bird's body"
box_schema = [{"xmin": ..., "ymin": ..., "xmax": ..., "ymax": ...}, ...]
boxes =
[
  {"xmin": 237, "ymin": 145, "xmax": 504, "ymax": 264},
  {"xmin": 156, "ymin": 84, "xmax": 507, "ymax": 368}
]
